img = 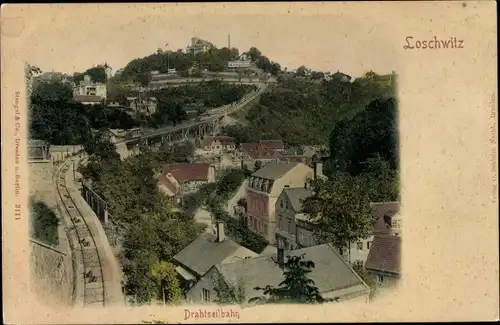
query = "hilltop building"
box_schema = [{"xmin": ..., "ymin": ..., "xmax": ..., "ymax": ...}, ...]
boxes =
[
  {"xmin": 186, "ymin": 37, "xmax": 215, "ymax": 55},
  {"xmin": 73, "ymin": 74, "xmax": 107, "ymax": 104}
]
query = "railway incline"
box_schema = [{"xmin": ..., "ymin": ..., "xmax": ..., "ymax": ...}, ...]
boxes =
[{"xmin": 56, "ymin": 155, "xmax": 125, "ymax": 307}]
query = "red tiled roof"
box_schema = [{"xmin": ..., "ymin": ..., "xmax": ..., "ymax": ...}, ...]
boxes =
[
  {"xmin": 365, "ymin": 235, "xmax": 401, "ymax": 275},
  {"xmin": 73, "ymin": 95, "xmax": 103, "ymax": 103},
  {"xmin": 259, "ymin": 140, "xmax": 284, "ymax": 150},
  {"xmin": 240, "ymin": 142, "xmax": 259, "ymax": 152},
  {"xmin": 163, "ymin": 163, "xmax": 210, "ymax": 183}
]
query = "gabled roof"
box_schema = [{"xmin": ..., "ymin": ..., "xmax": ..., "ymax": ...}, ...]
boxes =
[
  {"xmin": 259, "ymin": 140, "xmax": 284, "ymax": 150},
  {"xmin": 365, "ymin": 235, "xmax": 401, "ymax": 275},
  {"xmin": 282, "ymin": 187, "xmax": 313, "ymax": 213},
  {"xmin": 173, "ymin": 233, "xmax": 257, "ymax": 277},
  {"xmin": 163, "ymin": 163, "xmax": 210, "ymax": 183},
  {"xmin": 251, "ymin": 162, "xmax": 299, "ymax": 180},
  {"xmin": 214, "ymin": 244, "xmax": 369, "ymax": 302}
]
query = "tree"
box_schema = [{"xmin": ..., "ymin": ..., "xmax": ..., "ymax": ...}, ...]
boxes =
[
  {"xmin": 301, "ymin": 174, "xmax": 373, "ymax": 259},
  {"xmin": 73, "ymin": 66, "xmax": 107, "ymax": 84},
  {"xmin": 212, "ymin": 273, "xmax": 246, "ymax": 305},
  {"xmin": 138, "ymin": 72, "xmax": 152, "ymax": 87},
  {"xmin": 358, "ymin": 153, "xmax": 399, "ymax": 202},
  {"xmin": 249, "ymin": 254, "xmax": 333, "ymax": 304},
  {"xmin": 151, "ymin": 260, "xmax": 182, "ymax": 304}
]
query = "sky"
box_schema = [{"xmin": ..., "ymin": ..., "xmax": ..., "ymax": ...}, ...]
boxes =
[{"xmin": 9, "ymin": 3, "xmax": 403, "ymax": 78}]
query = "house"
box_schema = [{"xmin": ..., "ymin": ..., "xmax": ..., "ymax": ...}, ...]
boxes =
[
  {"xmin": 239, "ymin": 142, "xmax": 259, "ymax": 152},
  {"xmin": 73, "ymin": 74, "xmax": 107, "ymax": 100},
  {"xmin": 349, "ymin": 202, "xmax": 401, "ymax": 265},
  {"xmin": 200, "ymin": 136, "xmax": 236, "ymax": 153},
  {"xmin": 364, "ymin": 234, "xmax": 401, "ymax": 289},
  {"xmin": 186, "ymin": 244, "xmax": 370, "ymax": 306},
  {"xmin": 173, "ymin": 222, "xmax": 259, "ymax": 291},
  {"xmin": 126, "ymin": 96, "xmax": 157, "ymax": 115},
  {"xmin": 157, "ymin": 163, "xmax": 216, "ymax": 199},
  {"xmin": 259, "ymin": 140, "xmax": 285, "ymax": 152},
  {"xmin": 186, "ymin": 37, "xmax": 215, "ymax": 55},
  {"xmin": 275, "ymin": 187, "xmax": 316, "ymax": 250},
  {"xmin": 274, "ymin": 197, "xmax": 400, "ymax": 266},
  {"xmin": 245, "ymin": 161, "xmax": 318, "ymax": 244}
]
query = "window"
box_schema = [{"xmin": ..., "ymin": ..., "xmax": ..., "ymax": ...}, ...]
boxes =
[
  {"xmin": 377, "ymin": 275, "xmax": 384, "ymax": 283},
  {"xmin": 367, "ymin": 241, "xmax": 371, "ymax": 250},
  {"xmin": 280, "ymin": 200, "xmax": 284, "ymax": 208},
  {"xmin": 279, "ymin": 216, "xmax": 283, "ymax": 230},
  {"xmin": 357, "ymin": 242, "xmax": 363, "ymax": 250},
  {"xmin": 287, "ymin": 218, "xmax": 292, "ymax": 233},
  {"xmin": 202, "ymin": 288, "xmax": 211, "ymax": 302}
]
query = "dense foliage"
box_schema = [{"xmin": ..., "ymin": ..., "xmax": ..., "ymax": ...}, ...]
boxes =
[
  {"xmin": 73, "ymin": 65, "xmax": 108, "ymax": 84},
  {"xmin": 147, "ymin": 82, "xmax": 255, "ymax": 126},
  {"xmin": 79, "ymin": 134, "xmax": 204, "ymax": 304},
  {"xmin": 301, "ymin": 175, "xmax": 374, "ymax": 255},
  {"xmin": 29, "ymin": 78, "xmax": 252, "ymax": 144},
  {"xmin": 119, "ymin": 45, "xmax": 281, "ymax": 85},
  {"xmin": 223, "ymin": 72, "xmax": 396, "ymax": 148},
  {"xmin": 29, "ymin": 198, "xmax": 59, "ymax": 246},
  {"xmin": 29, "ymin": 81, "xmax": 141, "ymax": 144}
]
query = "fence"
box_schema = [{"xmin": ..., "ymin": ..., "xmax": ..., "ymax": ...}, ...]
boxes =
[
  {"xmin": 50, "ymin": 145, "xmax": 84, "ymax": 164},
  {"xmin": 80, "ymin": 181, "xmax": 125, "ymax": 248}
]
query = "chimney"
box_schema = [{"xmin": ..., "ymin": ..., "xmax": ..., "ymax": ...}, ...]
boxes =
[
  {"xmin": 313, "ymin": 162, "xmax": 323, "ymax": 180},
  {"xmin": 277, "ymin": 246, "xmax": 288, "ymax": 268},
  {"xmin": 277, "ymin": 247, "xmax": 285, "ymax": 267},
  {"xmin": 216, "ymin": 221, "xmax": 225, "ymax": 242}
]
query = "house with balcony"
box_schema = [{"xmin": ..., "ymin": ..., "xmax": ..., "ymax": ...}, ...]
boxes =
[
  {"xmin": 245, "ymin": 161, "xmax": 318, "ymax": 244},
  {"xmin": 73, "ymin": 74, "xmax": 107, "ymax": 101},
  {"xmin": 185, "ymin": 244, "xmax": 370, "ymax": 306},
  {"xmin": 157, "ymin": 163, "xmax": 216, "ymax": 201}
]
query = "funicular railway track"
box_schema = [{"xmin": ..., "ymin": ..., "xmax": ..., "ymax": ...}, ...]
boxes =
[{"xmin": 56, "ymin": 157, "xmax": 106, "ymax": 307}]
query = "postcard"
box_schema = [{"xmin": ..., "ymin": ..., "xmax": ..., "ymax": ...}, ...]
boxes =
[{"xmin": 1, "ymin": 2, "xmax": 498, "ymax": 324}]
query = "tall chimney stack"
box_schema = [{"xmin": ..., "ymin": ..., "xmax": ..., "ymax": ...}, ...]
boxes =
[
  {"xmin": 216, "ymin": 221, "xmax": 225, "ymax": 242},
  {"xmin": 228, "ymin": 34, "xmax": 231, "ymax": 49},
  {"xmin": 277, "ymin": 246, "xmax": 288, "ymax": 268}
]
